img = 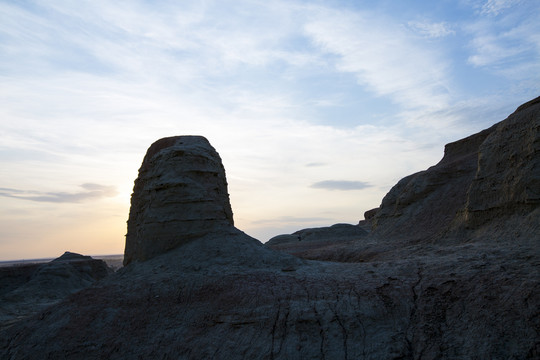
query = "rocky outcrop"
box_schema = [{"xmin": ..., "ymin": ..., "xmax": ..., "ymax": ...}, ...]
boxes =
[
  {"xmin": 124, "ymin": 136, "xmax": 234, "ymax": 265},
  {"xmin": 0, "ymin": 252, "xmax": 112, "ymax": 332},
  {"xmin": 1, "ymin": 98, "xmax": 539, "ymax": 359}
]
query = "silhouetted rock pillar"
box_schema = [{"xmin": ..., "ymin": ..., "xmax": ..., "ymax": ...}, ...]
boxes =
[{"xmin": 124, "ymin": 136, "xmax": 234, "ymax": 265}]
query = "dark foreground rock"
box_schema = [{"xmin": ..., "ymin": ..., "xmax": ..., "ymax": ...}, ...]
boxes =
[
  {"xmin": 0, "ymin": 252, "xmax": 112, "ymax": 332},
  {"xmin": 1, "ymin": 98, "xmax": 539, "ymax": 359},
  {"xmin": 2, "ymin": 232, "xmax": 537, "ymax": 359}
]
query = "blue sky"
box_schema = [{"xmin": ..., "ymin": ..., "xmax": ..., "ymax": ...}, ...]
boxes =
[{"xmin": 0, "ymin": 0, "xmax": 539, "ymax": 260}]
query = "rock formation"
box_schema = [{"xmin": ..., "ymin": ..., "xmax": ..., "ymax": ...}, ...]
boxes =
[
  {"xmin": 370, "ymin": 96, "xmax": 540, "ymax": 244},
  {"xmin": 1, "ymin": 99, "xmax": 539, "ymax": 359},
  {"xmin": 124, "ymin": 136, "xmax": 234, "ymax": 265},
  {"xmin": 0, "ymin": 252, "xmax": 112, "ymax": 332}
]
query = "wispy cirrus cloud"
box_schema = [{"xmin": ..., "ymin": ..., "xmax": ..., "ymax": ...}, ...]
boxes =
[
  {"xmin": 466, "ymin": 2, "xmax": 540, "ymax": 88},
  {"xmin": 0, "ymin": 183, "xmax": 118, "ymax": 203},
  {"xmin": 480, "ymin": 0, "xmax": 522, "ymax": 15},
  {"xmin": 310, "ymin": 180, "xmax": 372, "ymax": 191},
  {"xmin": 303, "ymin": 7, "xmax": 452, "ymax": 112}
]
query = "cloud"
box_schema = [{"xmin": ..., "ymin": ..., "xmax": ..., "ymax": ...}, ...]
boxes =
[
  {"xmin": 480, "ymin": 0, "xmax": 522, "ymax": 15},
  {"xmin": 0, "ymin": 183, "xmax": 118, "ymax": 203},
  {"xmin": 466, "ymin": 4, "xmax": 540, "ymax": 85},
  {"xmin": 303, "ymin": 7, "xmax": 451, "ymax": 111},
  {"xmin": 407, "ymin": 21, "xmax": 455, "ymax": 38},
  {"xmin": 310, "ymin": 180, "xmax": 372, "ymax": 191},
  {"xmin": 305, "ymin": 162, "xmax": 326, "ymax": 167}
]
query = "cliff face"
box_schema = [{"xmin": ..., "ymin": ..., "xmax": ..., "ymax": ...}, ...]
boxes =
[
  {"xmin": 1, "ymin": 99, "xmax": 539, "ymax": 359},
  {"xmin": 463, "ymin": 97, "xmax": 540, "ymax": 232},
  {"xmin": 124, "ymin": 136, "xmax": 234, "ymax": 265},
  {"xmin": 370, "ymin": 96, "xmax": 540, "ymax": 244}
]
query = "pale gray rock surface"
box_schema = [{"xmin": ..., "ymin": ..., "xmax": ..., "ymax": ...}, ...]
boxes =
[
  {"xmin": 1, "ymin": 234, "xmax": 537, "ymax": 359},
  {"xmin": 1, "ymin": 99, "xmax": 539, "ymax": 359}
]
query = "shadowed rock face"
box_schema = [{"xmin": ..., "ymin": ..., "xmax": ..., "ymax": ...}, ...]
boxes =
[
  {"xmin": 369, "ymin": 125, "xmax": 496, "ymax": 242},
  {"xmin": 124, "ymin": 136, "xmax": 234, "ymax": 265}
]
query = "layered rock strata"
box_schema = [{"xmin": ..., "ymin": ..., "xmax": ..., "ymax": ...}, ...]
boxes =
[{"xmin": 124, "ymin": 136, "xmax": 234, "ymax": 265}]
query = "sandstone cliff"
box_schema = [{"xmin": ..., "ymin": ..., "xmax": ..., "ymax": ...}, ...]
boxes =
[{"xmin": 1, "ymin": 99, "xmax": 539, "ymax": 359}]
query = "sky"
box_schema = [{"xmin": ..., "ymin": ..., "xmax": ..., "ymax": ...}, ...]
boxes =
[{"xmin": 1, "ymin": 0, "xmax": 539, "ymax": 260}]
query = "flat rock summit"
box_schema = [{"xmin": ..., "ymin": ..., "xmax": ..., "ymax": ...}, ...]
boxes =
[{"xmin": 1, "ymin": 97, "xmax": 539, "ymax": 359}]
